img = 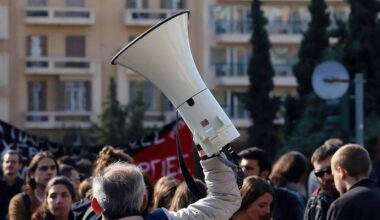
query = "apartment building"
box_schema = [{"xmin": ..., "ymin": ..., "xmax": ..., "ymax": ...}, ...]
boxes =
[
  {"xmin": 0, "ymin": 0, "xmax": 10, "ymax": 122},
  {"xmin": 2, "ymin": 0, "xmax": 348, "ymax": 141}
]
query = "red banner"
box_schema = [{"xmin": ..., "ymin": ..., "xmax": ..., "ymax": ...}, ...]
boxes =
[{"xmin": 132, "ymin": 120, "xmax": 195, "ymax": 182}]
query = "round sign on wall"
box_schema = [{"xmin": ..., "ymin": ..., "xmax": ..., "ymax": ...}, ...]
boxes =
[{"xmin": 312, "ymin": 61, "xmax": 350, "ymax": 100}]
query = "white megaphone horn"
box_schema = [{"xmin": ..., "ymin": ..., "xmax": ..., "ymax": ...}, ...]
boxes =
[{"xmin": 111, "ymin": 11, "xmax": 239, "ymax": 156}]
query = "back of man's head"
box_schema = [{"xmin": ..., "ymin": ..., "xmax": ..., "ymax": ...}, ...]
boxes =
[
  {"xmin": 92, "ymin": 162, "xmax": 146, "ymax": 219},
  {"xmin": 238, "ymin": 147, "xmax": 272, "ymax": 173},
  {"xmin": 332, "ymin": 144, "xmax": 371, "ymax": 178}
]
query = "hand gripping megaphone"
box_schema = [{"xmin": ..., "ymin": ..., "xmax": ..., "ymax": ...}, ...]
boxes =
[{"xmin": 111, "ymin": 11, "xmax": 239, "ymax": 156}]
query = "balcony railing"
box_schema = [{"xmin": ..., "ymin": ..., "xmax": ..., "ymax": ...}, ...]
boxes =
[
  {"xmin": 124, "ymin": 8, "xmax": 181, "ymax": 26},
  {"xmin": 25, "ymin": 7, "xmax": 95, "ymax": 25},
  {"xmin": 214, "ymin": 19, "xmax": 309, "ymax": 35},
  {"xmin": 213, "ymin": 63, "xmax": 294, "ymax": 77},
  {"xmin": 214, "ymin": 19, "xmax": 252, "ymax": 34},
  {"xmin": 25, "ymin": 57, "xmax": 97, "ymax": 75},
  {"xmin": 212, "ymin": 62, "xmax": 296, "ymax": 86},
  {"xmin": 25, "ymin": 111, "xmax": 94, "ymax": 129},
  {"xmin": 214, "ymin": 63, "xmax": 249, "ymax": 77},
  {"xmin": 267, "ymin": 20, "xmax": 308, "ymax": 34}
]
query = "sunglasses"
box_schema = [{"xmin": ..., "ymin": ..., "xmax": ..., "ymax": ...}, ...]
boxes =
[{"xmin": 314, "ymin": 166, "xmax": 332, "ymax": 177}]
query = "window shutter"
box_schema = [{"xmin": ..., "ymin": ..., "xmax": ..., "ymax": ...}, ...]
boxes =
[
  {"xmin": 85, "ymin": 81, "xmax": 92, "ymax": 111},
  {"xmin": 58, "ymin": 81, "xmax": 65, "ymax": 111},
  {"xmin": 41, "ymin": 35, "xmax": 47, "ymax": 56},
  {"xmin": 27, "ymin": 81, "xmax": 33, "ymax": 111},
  {"xmin": 40, "ymin": 81, "xmax": 47, "ymax": 111},
  {"xmin": 26, "ymin": 35, "xmax": 31, "ymax": 56}
]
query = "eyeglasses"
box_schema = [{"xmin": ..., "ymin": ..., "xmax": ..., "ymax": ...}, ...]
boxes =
[{"xmin": 314, "ymin": 166, "xmax": 332, "ymax": 178}]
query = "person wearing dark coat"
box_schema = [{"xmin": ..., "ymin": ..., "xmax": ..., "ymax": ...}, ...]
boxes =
[
  {"xmin": 327, "ymin": 144, "xmax": 380, "ymax": 220},
  {"xmin": 0, "ymin": 150, "xmax": 24, "ymax": 220}
]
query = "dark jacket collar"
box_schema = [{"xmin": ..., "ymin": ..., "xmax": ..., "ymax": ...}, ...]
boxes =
[{"xmin": 349, "ymin": 179, "xmax": 375, "ymax": 191}]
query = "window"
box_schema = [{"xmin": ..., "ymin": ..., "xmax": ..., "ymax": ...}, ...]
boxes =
[
  {"xmin": 160, "ymin": 0, "xmax": 184, "ymax": 9},
  {"xmin": 61, "ymin": 81, "xmax": 91, "ymax": 111},
  {"xmin": 28, "ymin": 81, "xmax": 46, "ymax": 111},
  {"xmin": 66, "ymin": 36, "xmax": 85, "ymax": 57},
  {"xmin": 271, "ymin": 47, "xmax": 293, "ymax": 76},
  {"xmin": 264, "ymin": 6, "xmax": 289, "ymax": 33},
  {"xmin": 211, "ymin": 47, "xmax": 249, "ymax": 76},
  {"xmin": 289, "ymin": 7, "xmax": 310, "ymax": 33},
  {"xmin": 27, "ymin": 0, "xmax": 47, "ymax": 6},
  {"xmin": 231, "ymin": 92, "xmax": 249, "ymax": 118},
  {"xmin": 26, "ymin": 35, "xmax": 47, "ymax": 57},
  {"xmin": 211, "ymin": 48, "xmax": 227, "ymax": 76},
  {"xmin": 161, "ymin": 93, "xmax": 174, "ymax": 111},
  {"xmin": 26, "ymin": 35, "xmax": 48, "ymax": 68},
  {"xmin": 211, "ymin": 5, "xmax": 251, "ymax": 34},
  {"xmin": 126, "ymin": 0, "xmax": 148, "ymax": 8},
  {"xmin": 212, "ymin": 90, "xmax": 228, "ymax": 110},
  {"xmin": 66, "ymin": 0, "xmax": 85, "ymax": 7},
  {"xmin": 129, "ymin": 81, "xmax": 155, "ymax": 111}
]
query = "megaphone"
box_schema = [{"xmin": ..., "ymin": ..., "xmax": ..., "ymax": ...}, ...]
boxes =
[{"xmin": 111, "ymin": 11, "xmax": 239, "ymax": 156}]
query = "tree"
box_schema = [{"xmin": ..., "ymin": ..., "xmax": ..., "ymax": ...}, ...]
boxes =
[
  {"xmin": 246, "ymin": 0, "xmax": 281, "ymax": 156},
  {"xmin": 126, "ymin": 81, "xmax": 147, "ymax": 139},
  {"xmin": 284, "ymin": 0, "xmax": 331, "ymax": 139},
  {"xmin": 281, "ymin": 94, "xmax": 345, "ymax": 157},
  {"xmin": 92, "ymin": 76, "xmax": 129, "ymax": 146},
  {"xmin": 344, "ymin": 0, "xmax": 380, "ymax": 146},
  {"xmin": 293, "ymin": 0, "xmax": 330, "ymax": 97}
]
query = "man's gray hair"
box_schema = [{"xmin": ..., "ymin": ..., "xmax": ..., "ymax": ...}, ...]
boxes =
[{"xmin": 92, "ymin": 162, "xmax": 146, "ymax": 219}]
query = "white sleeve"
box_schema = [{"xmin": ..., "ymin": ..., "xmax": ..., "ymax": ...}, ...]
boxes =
[{"xmin": 163, "ymin": 154, "xmax": 241, "ymax": 220}]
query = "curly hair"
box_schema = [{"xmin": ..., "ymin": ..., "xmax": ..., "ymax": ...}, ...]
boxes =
[{"xmin": 94, "ymin": 145, "xmax": 133, "ymax": 174}]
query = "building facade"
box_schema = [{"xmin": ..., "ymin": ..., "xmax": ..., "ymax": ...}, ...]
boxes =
[{"xmin": 0, "ymin": 0, "xmax": 348, "ymax": 142}]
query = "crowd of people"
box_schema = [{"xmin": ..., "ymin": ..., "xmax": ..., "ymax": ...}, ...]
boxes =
[{"xmin": 1, "ymin": 138, "xmax": 380, "ymax": 220}]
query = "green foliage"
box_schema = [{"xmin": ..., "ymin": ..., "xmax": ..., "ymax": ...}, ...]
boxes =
[
  {"xmin": 293, "ymin": 0, "xmax": 330, "ymax": 97},
  {"xmin": 343, "ymin": 0, "xmax": 380, "ymax": 146},
  {"xmin": 284, "ymin": 0, "xmax": 336, "ymax": 152},
  {"xmin": 92, "ymin": 76, "xmax": 129, "ymax": 146},
  {"xmin": 281, "ymin": 94, "xmax": 346, "ymax": 158},
  {"xmin": 246, "ymin": 0, "xmax": 282, "ymax": 156},
  {"xmin": 126, "ymin": 81, "xmax": 147, "ymax": 139},
  {"xmin": 283, "ymin": 95, "xmax": 303, "ymax": 137}
]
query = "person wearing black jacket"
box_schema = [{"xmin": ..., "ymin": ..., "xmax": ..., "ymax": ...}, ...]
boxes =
[
  {"xmin": 327, "ymin": 144, "xmax": 380, "ymax": 220},
  {"xmin": 304, "ymin": 143, "xmax": 340, "ymax": 220}
]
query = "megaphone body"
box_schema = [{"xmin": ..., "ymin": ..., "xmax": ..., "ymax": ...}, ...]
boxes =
[{"xmin": 112, "ymin": 11, "xmax": 239, "ymax": 156}]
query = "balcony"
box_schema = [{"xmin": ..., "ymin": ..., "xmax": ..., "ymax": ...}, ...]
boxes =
[
  {"xmin": 213, "ymin": 19, "xmax": 307, "ymax": 43},
  {"xmin": 25, "ymin": 7, "xmax": 95, "ymax": 25},
  {"xmin": 214, "ymin": 63, "xmax": 249, "ymax": 86},
  {"xmin": 267, "ymin": 20, "xmax": 308, "ymax": 43},
  {"xmin": 25, "ymin": 111, "xmax": 94, "ymax": 129},
  {"xmin": 212, "ymin": 63, "xmax": 296, "ymax": 87},
  {"xmin": 25, "ymin": 57, "xmax": 98, "ymax": 75},
  {"xmin": 124, "ymin": 8, "xmax": 181, "ymax": 26}
]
